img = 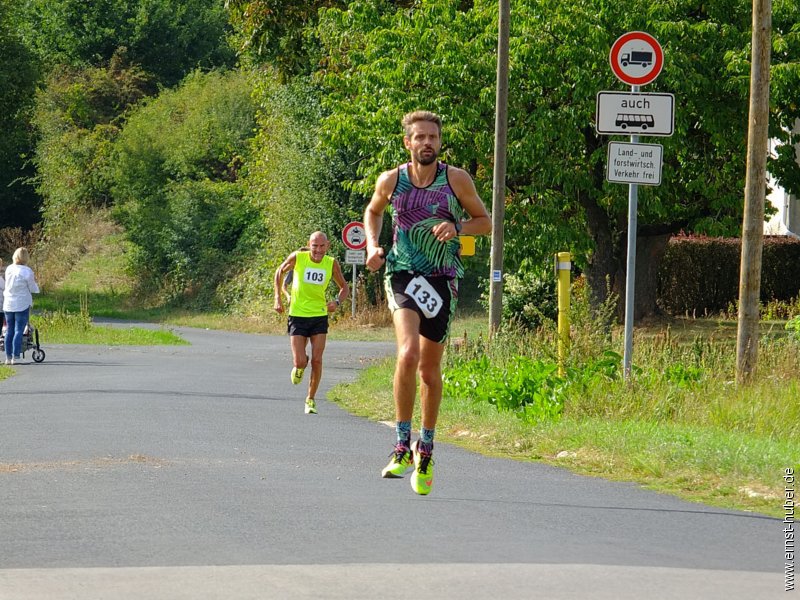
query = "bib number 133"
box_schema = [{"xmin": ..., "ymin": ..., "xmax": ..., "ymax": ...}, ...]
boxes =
[{"xmin": 404, "ymin": 276, "xmax": 443, "ymax": 319}]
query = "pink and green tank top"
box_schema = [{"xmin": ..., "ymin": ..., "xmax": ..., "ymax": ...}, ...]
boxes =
[{"xmin": 386, "ymin": 162, "xmax": 468, "ymax": 279}]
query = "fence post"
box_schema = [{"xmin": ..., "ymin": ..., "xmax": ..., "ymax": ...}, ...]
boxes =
[{"xmin": 555, "ymin": 252, "xmax": 571, "ymax": 376}]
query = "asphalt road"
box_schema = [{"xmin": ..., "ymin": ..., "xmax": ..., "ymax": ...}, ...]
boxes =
[{"xmin": 0, "ymin": 325, "xmax": 787, "ymax": 599}]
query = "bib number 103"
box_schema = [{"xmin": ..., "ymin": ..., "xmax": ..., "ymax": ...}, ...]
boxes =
[
  {"xmin": 404, "ymin": 276, "xmax": 443, "ymax": 319},
  {"xmin": 304, "ymin": 268, "xmax": 326, "ymax": 285}
]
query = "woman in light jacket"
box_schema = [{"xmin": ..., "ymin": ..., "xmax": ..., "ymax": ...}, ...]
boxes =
[{"xmin": 3, "ymin": 248, "xmax": 39, "ymax": 365}]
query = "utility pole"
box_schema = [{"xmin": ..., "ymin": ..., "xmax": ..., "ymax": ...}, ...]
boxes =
[
  {"xmin": 489, "ymin": 0, "xmax": 510, "ymax": 334},
  {"xmin": 736, "ymin": 0, "xmax": 772, "ymax": 384}
]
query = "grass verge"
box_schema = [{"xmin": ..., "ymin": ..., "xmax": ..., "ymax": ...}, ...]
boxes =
[
  {"xmin": 328, "ymin": 356, "xmax": 796, "ymax": 518},
  {"xmin": 34, "ymin": 306, "xmax": 186, "ymax": 346}
]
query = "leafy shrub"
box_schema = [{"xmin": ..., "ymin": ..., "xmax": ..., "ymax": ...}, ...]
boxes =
[
  {"xmin": 787, "ymin": 315, "xmax": 800, "ymax": 340},
  {"xmin": 480, "ymin": 269, "xmax": 557, "ymax": 330},
  {"xmin": 658, "ymin": 234, "xmax": 800, "ymax": 315},
  {"xmin": 110, "ymin": 69, "xmax": 257, "ymax": 303},
  {"xmin": 444, "ymin": 355, "xmax": 565, "ymax": 424}
]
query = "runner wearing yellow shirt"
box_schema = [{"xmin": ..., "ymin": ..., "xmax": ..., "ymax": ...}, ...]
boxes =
[{"xmin": 274, "ymin": 232, "xmax": 349, "ymax": 414}]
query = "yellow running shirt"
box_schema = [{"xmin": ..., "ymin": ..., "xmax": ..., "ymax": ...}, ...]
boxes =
[{"xmin": 289, "ymin": 251, "xmax": 334, "ymax": 317}]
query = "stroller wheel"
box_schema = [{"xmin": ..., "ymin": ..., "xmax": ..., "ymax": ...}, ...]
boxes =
[{"xmin": 32, "ymin": 349, "xmax": 45, "ymax": 363}]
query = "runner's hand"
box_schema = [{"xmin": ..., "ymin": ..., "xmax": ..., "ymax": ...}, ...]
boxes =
[
  {"xmin": 366, "ymin": 245, "xmax": 385, "ymax": 272},
  {"xmin": 432, "ymin": 221, "xmax": 458, "ymax": 242}
]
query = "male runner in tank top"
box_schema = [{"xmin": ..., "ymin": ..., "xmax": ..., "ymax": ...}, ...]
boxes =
[
  {"xmin": 364, "ymin": 111, "xmax": 491, "ymax": 495},
  {"xmin": 274, "ymin": 231, "xmax": 349, "ymax": 414}
]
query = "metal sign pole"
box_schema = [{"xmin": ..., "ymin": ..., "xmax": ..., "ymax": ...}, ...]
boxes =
[
  {"xmin": 352, "ymin": 264, "xmax": 357, "ymax": 318},
  {"xmin": 622, "ymin": 84, "xmax": 640, "ymax": 379}
]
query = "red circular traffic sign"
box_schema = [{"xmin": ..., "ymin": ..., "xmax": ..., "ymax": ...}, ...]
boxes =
[
  {"xmin": 342, "ymin": 221, "xmax": 367, "ymax": 250},
  {"xmin": 609, "ymin": 31, "xmax": 663, "ymax": 86}
]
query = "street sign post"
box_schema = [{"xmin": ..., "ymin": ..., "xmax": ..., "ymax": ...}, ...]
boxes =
[
  {"xmin": 596, "ymin": 91, "xmax": 674, "ymax": 136},
  {"xmin": 342, "ymin": 221, "xmax": 366, "ymax": 318},
  {"xmin": 604, "ymin": 32, "xmax": 667, "ymax": 379}
]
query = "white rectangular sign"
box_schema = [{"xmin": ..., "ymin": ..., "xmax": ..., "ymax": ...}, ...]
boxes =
[
  {"xmin": 596, "ymin": 91, "xmax": 674, "ymax": 136},
  {"xmin": 607, "ymin": 142, "xmax": 663, "ymax": 186},
  {"xmin": 345, "ymin": 250, "xmax": 366, "ymax": 265}
]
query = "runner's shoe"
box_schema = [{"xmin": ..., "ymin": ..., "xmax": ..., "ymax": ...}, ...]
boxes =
[
  {"xmin": 410, "ymin": 440, "xmax": 434, "ymax": 495},
  {"xmin": 304, "ymin": 398, "xmax": 317, "ymax": 414},
  {"xmin": 381, "ymin": 443, "xmax": 413, "ymax": 478},
  {"xmin": 291, "ymin": 366, "xmax": 305, "ymax": 385}
]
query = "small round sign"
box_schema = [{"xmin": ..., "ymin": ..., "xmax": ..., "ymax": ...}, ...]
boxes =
[
  {"xmin": 342, "ymin": 221, "xmax": 367, "ymax": 250},
  {"xmin": 609, "ymin": 31, "xmax": 663, "ymax": 87}
]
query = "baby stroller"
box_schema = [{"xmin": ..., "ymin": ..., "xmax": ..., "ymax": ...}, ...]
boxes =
[{"xmin": 0, "ymin": 318, "xmax": 46, "ymax": 363}]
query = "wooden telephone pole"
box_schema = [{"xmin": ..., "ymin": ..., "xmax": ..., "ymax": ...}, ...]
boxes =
[
  {"xmin": 488, "ymin": 0, "xmax": 510, "ymax": 334},
  {"xmin": 736, "ymin": 0, "xmax": 772, "ymax": 383}
]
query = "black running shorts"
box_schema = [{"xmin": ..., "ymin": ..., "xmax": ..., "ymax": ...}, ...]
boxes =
[
  {"xmin": 287, "ymin": 315, "xmax": 329, "ymax": 337},
  {"xmin": 385, "ymin": 271, "xmax": 458, "ymax": 344}
]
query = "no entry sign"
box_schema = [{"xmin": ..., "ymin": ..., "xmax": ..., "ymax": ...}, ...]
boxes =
[{"xmin": 342, "ymin": 221, "xmax": 367, "ymax": 250}]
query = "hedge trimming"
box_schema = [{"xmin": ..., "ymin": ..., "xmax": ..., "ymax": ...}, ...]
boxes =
[{"xmin": 657, "ymin": 234, "xmax": 800, "ymax": 315}]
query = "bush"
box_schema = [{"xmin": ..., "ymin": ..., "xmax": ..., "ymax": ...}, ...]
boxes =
[
  {"xmin": 110, "ymin": 69, "xmax": 257, "ymax": 303},
  {"xmin": 480, "ymin": 269, "xmax": 557, "ymax": 330},
  {"xmin": 658, "ymin": 234, "xmax": 800, "ymax": 315},
  {"xmin": 224, "ymin": 75, "xmax": 358, "ymax": 314}
]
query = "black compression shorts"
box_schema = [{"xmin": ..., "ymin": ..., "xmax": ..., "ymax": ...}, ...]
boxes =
[{"xmin": 385, "ymin": 271, "xmax": 458, "ymax": 344}]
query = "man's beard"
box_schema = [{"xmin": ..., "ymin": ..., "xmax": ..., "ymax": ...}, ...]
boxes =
[{"xmin": 414, "ymin": 148, "xmax": 438, "ymax": 165}]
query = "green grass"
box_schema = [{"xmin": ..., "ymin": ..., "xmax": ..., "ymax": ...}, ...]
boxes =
[{"xmin": 34, "ymin": 306, "xmax": 186, "ymax": 346}]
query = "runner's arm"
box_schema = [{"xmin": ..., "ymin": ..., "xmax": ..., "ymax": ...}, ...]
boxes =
[
  {"xmin": 448, "ymin": 167, "xmax": 491, "ymax": 236},
  {"xmin": 327, "ymin": 260, "xmax": 350, "ymax": 312},
  {"xmin": 273, "ymin": 253, "xmax": 297, "ymax": 313},
  {"xmin": 364, "ymin": 169, "xmax": 397, "ymax": 272}
]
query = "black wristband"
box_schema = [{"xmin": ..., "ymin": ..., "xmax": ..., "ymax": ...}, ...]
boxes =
[{"xmin": 454, "ymin": 221, "xmax": 462, "ymax": 234}]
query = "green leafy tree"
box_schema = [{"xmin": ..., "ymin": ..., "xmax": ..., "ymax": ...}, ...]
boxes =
[
  {"xmin": 0, "ymin": 0, "xmax": 41, "ymax": 229},
  {"xmin": 220, "ymin": 72, "xmax": 364, "ymax": 312},
  {"xmin": 110, "ymin": 70, "xmax": 257, "ymax": 302},
  {"xmin": 225, "ymin": 0, "xmax": 349, "ymax": 77},
  {"xmin": 32, "ymin": 49, "xmax": 155, "ymax": 231},
  {"xmin": 314, "ymin": 0, "xmax": 800, "ymax": 318},
  {"xmin": 19, "ymin": 0, "xmax": 235, "ymax": 86}
]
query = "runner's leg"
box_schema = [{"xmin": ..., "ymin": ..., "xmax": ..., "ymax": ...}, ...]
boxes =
[
  {"xmin": 392, "ymin": 308, "xmax": 421, "ymax": 422},
  {"xmin": 307, "ymin": 333, "xmax": 327, "ymax": 400}
]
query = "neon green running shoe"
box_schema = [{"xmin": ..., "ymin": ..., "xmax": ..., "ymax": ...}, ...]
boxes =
[
  {"xmin": 304, "ymin": 398, "xmax": 317, "ymax": 414},
  {"xmin": 410, "ymin": 440, "xmax": 434, "ymax": 495},
  {"xmin": 291, "ymin": 366, "xmax": 305, "ymax": 385},
  {"xmin": 381, "ymin": 443, "xmax": 413, "ymax": 478}
]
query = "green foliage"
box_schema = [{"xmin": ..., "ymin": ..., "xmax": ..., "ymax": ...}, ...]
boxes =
[
  {"xmin": 110, "ymin": 69, "xmax": 257, "ymax": 303},
  {"xmin": 481, "ymin": 268, "xmax": 557, "ymax": 330},
  {"xmin": 786, "ymin": 315, "xmax": 800, "ymax": 340},
  {"xmin": 226, "ymin": 0, "xmax": 347, "ymax": 77},
  {"xmin": 658, "ymin": 234, "xmax": 800, "ymax": 315},
  {"xmin": 444, "ymin": 355, "xmax": 566, "ymax": 424},
  {"xmin": 19, "ymin": 0, "xmax": 235, "ymax": 86},
  {"xmin": 0, "ymin": 0, "xmax": 41, "ymax": 228},
  {"xmin": 32, "ymin": 50, "xmax": 155, "ymax": 231},
  {"xmin": 222, "ymin": 73, "xmax": 358, "ymax": 313}
]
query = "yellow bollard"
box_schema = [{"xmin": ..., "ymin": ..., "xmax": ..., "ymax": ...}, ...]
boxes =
[{"xmin": 555, "ymin": 252, "xmax": 571, "ymax": 376}]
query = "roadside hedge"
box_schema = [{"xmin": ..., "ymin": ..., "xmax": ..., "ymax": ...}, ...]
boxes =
[{"xmin": 657, "ymin": 234, "xmax": 800, "ymax": 315}]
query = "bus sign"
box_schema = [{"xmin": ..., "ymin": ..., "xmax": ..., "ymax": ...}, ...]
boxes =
[{"xmin": 596, "ymin": 91, "xmax": 674, "ymax": 137}]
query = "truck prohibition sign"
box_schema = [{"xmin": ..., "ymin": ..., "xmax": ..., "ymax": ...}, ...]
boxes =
[{"xmin": 609, "ymin": 31, "xmax": 664, "ymax": 86}]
